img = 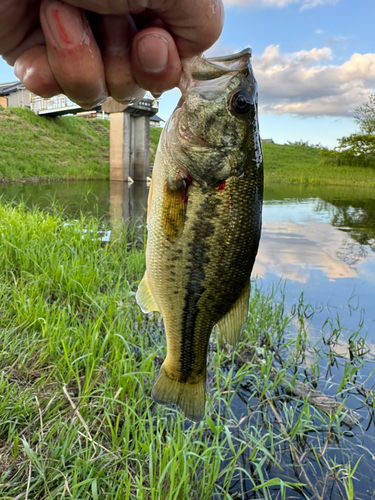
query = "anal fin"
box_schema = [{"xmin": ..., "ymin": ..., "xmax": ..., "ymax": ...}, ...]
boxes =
[
  {"xmin": 136, "ymin": 271, "xmax": 159, "ymax": 313},
  {"xmin": 216, "ymin": 280, "xmax": 250, "ymax": 348},
  {"xmin": 152, "ymin": 365, "xmax": 206, "ymax": 422}
]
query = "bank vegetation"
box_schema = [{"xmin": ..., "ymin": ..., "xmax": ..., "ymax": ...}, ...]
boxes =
[{"xmin": 2, "ymin": 104, "xmax": 375, "ymax": 188}]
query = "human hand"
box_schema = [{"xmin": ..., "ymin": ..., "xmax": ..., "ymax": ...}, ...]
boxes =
[{"xmin": 0, "ymin": 0, "xmax": 224, "ymax": 108}]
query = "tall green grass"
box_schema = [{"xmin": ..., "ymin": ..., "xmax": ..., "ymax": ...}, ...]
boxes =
[
  {"xmin": 0, "ymin": 107, "xmax": 165, "ymax": 183},
  {"xmin": 263, "ymin": 142, "xmax": 375, "ymax": 187},
  {"xmin": 0, "ymin": 203, "xmax": 374, "ymax": 499},
  {"xmin": 0, "ymin": 107, "xmax": 110, "ymax": 182}
]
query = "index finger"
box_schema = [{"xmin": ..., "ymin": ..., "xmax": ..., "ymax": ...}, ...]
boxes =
[{"xmin": 64, "ymin": 0, "xmax": 224, "ymax": 57}]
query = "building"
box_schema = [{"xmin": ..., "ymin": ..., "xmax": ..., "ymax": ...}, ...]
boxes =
[
  {"xmin": 0, "ymin": 81, "xmax": 30, "ymax": 108},
  {"xmin": 150, "ymin": 115, "xmax": 165, "ymax": 127},
  {"xmin": 0, "ymin": 81, "xmax": 159, "ymax": 125}
]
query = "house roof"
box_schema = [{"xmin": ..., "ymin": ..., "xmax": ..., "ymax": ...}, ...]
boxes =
[
  {"xmin": 0, "ymin": 81, "xmax": 25, "ymax": 96},
  {"xmin": 150, "ymin": 115, "xmax": 165, "ymax": 123}
]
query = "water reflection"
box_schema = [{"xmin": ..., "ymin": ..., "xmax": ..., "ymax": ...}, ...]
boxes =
[
  {"xmin": 254, "ymin": 186, "xmax": 375, "ymax": 349},
  {"xmin": 254, "ymin": 221, "xmax": 359, "ymax": 283},
  {"xmin": 0, "ymin": 179, "xmax": 149, "ymax": 224},
  {"xmin": 109, "ymin": 181, "xmax": 148, "ymax": 226}
]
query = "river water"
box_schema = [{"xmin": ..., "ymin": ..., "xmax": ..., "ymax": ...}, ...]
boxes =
[{"xmin": 1, "ymin": 180, "xmax": 375, "ymax": 497}]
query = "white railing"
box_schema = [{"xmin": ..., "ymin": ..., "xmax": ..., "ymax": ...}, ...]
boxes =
[
  {"xmin": 30, "ymin": 92, "xmax": 159, "ymax": 114},
  {"xmin": 30, "ymin": 93, "xmax": 76, "ymax": 113}
]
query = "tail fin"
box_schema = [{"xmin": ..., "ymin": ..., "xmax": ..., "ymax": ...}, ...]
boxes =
[{"xmin": 152, "ymin": 365, "xmax": 206, "ymax": 422}]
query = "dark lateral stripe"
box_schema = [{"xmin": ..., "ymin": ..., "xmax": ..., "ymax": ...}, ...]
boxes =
[{"xmin": 179, "ymin": 200, "xmax": 215, "ymax": 382}]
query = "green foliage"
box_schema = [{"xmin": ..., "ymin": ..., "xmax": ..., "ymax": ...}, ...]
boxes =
[
  {"xmin": 320, "ymin": 95, "xmax": 375, "ymax": 170},
  {"xmin": 4, "ymin": 106, "xmax": 375, "ymax": 187},
  {"xmin": 354, "ymin": 95, "xmax": 375, "ymax": 135},
  {"xmin": 0, "ymin": 107, "xmax": 109, "ymax": 182},
  {"xmin": 320, "ymin": 134, "xmax": 375, "ymax": 168}
]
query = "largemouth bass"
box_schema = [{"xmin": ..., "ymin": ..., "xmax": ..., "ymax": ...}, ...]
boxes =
[{"xmin": 136, "ymin": 48, "xmax": 263, "ymax": 422}]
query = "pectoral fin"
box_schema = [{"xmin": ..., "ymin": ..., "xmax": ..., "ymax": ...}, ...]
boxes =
[
  {"xmin": 136, "ymin": 272, "xmax": 159, "ymax": 313},
  {"xmin": 161, "ymin": 180, "xmax": 188, "ymax": 240},
  {"xmin": 216, "ymin": 280, "xmax": 250, "ymax": 347}
]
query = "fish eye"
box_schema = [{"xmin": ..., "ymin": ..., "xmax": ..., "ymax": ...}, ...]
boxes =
[{"xmin": 230, "ymin": 91, "xmax": 252, "ymax": 115}]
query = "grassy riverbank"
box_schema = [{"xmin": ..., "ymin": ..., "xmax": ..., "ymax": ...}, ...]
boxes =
[
  {"xmin": 263, "ymin": 142, "xmax": 375, "ymax": 187},
  {"xmin": 0, "ymin": 107, "xmax": 165, "ymax": 183},
  {"xmin": 0, "ymin": 202, "xmax": 373, "ymax": 499},
  {"xmin": 0, "ymin": 107, "xmax": 110, "ymax": 182}
]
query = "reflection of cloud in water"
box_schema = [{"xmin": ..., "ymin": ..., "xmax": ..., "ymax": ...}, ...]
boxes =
[
  {"xmin": 328, "ymin": 338, "xmax": 375, "ymax": 358},
  {"xmin": 253, "ymin": 221, "xmax": 362, "ymax": 282}
]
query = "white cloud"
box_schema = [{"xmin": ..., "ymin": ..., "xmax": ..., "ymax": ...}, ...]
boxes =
[
  {"xmin": 300, "ymin": 0, "xmax": 339, "ymax": 10},
  {"xmin": 253, "ymin": 45, "xmax": 375, "ymax": 117},
  {"xmin": 315, "ymin": 29, "xmax": 324, "ymax": 34},
  {"xmin": 223, "ymin": 0, "xmax": 340, "ymax": 10}
]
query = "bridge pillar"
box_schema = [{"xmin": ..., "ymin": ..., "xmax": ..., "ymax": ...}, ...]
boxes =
[{"xmin": 103, "ymin": 97, "xmax": 157, "ymax": 182}]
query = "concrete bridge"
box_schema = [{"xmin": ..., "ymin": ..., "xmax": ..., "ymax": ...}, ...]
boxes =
[
  {"xmin": 102, "ymin": 96, "xmax": 158, "ymax": 183},
  {"xmin": 30, "ymin": 92, "xmax": 159, "ymax": 182}
]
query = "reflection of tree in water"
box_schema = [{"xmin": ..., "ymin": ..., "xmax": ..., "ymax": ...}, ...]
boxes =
[
  {"xmin": 335, "ymin": 236, "xmax": 369, "ymax": 267},
  {"xmin": 316, "ymin": 198, "xmax": 375, "ymax": 255}
]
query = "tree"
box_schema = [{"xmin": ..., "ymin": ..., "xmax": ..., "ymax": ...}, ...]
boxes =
[
  {"xmin": 320, "ymin": 95, "xmax": 375, "ymax": 167},
  {"xmin": 354, "ymin": 95, "xmax": 375, "ymax": 135},
  {"xmin": 335, "ymin": 134, "xmax": 375, "ymax": 166}
]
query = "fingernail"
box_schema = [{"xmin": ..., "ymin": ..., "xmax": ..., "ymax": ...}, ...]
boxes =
[
  {"xmin": 137, "ymin": 34, "xmax": 168, "ymax": 73},
  {"xmin": 44, "ymin": 0, "xmax": 85, "ymax": 48}
]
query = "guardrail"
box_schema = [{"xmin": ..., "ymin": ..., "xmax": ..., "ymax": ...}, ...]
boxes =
[
  {"xmin": 30, "ymin": 94, "xmax": 76, "ymax": 113},
  {"xmin": 30, "ymin": 92, "xmax": 159, "ymax": 115}
]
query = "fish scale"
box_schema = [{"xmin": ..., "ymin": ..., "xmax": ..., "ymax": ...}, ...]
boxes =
[{"xmin": 136, "ymin": 48, "xmax": 263, "ymax": 421}]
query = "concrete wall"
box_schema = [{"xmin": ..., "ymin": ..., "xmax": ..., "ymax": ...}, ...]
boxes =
[
  {"xmin": 109, "ymin": 112, "xmax": 126, "ymax": 181},
  {"xmin": 109, "ymin": 112, "xmax": 150, "ymax": 182},
  {"xmin": 133, "ymin": 116, "xmax": 150, "ymax": 181},
  {"xmin": 7, "ymin": 89, "xmax": 30, "ymax": 108}
]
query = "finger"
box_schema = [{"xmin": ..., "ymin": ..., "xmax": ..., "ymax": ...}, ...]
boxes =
[
  {"xmin": 65, "ymin": 0, "xmax": 224, "ymax": 57},
  {"xmin": 96, "ymin": 14, "xmax": 144, "ymax": 103},
  {"xmin": 159, "ymin": 0, "xmax": 225, "ymax": 57},
  {"xmin": 14, "ymin": 44, "xmax": 63, "ymax": 97},
  {"xmin": 3, "ymin": 26, "xmax": 46, "ymax": 66},
  {"xmin": 0, "ymin": 0, "xmax": 40, "ymax": 55},
  {"xmin": 40, "ymin": 0, "xmax": 107, "ymax": 108},
  {"xmin": 131, "ymin": 27, "xmax": 181, "ymax": 96}
]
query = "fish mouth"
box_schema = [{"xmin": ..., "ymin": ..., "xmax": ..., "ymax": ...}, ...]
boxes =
[
  {"xmin": 201, "ymin": 48, "xmax": 252, "ymax": 76},
  {"xmin": 180, "ymin": 48, "xmax": 252, "ymax": 90},
  {"xmin": 207, "ymin": 48, "xmax": 252, "ymax": 62}
]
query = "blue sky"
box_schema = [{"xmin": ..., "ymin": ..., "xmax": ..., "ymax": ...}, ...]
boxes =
[
  {"xmin": 1, "ymin": 0, "xmax": 374, "ymax": 148},
  {"xmin": 159, "ymin": 0, "xmax": 375, "ymax": 147}
]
